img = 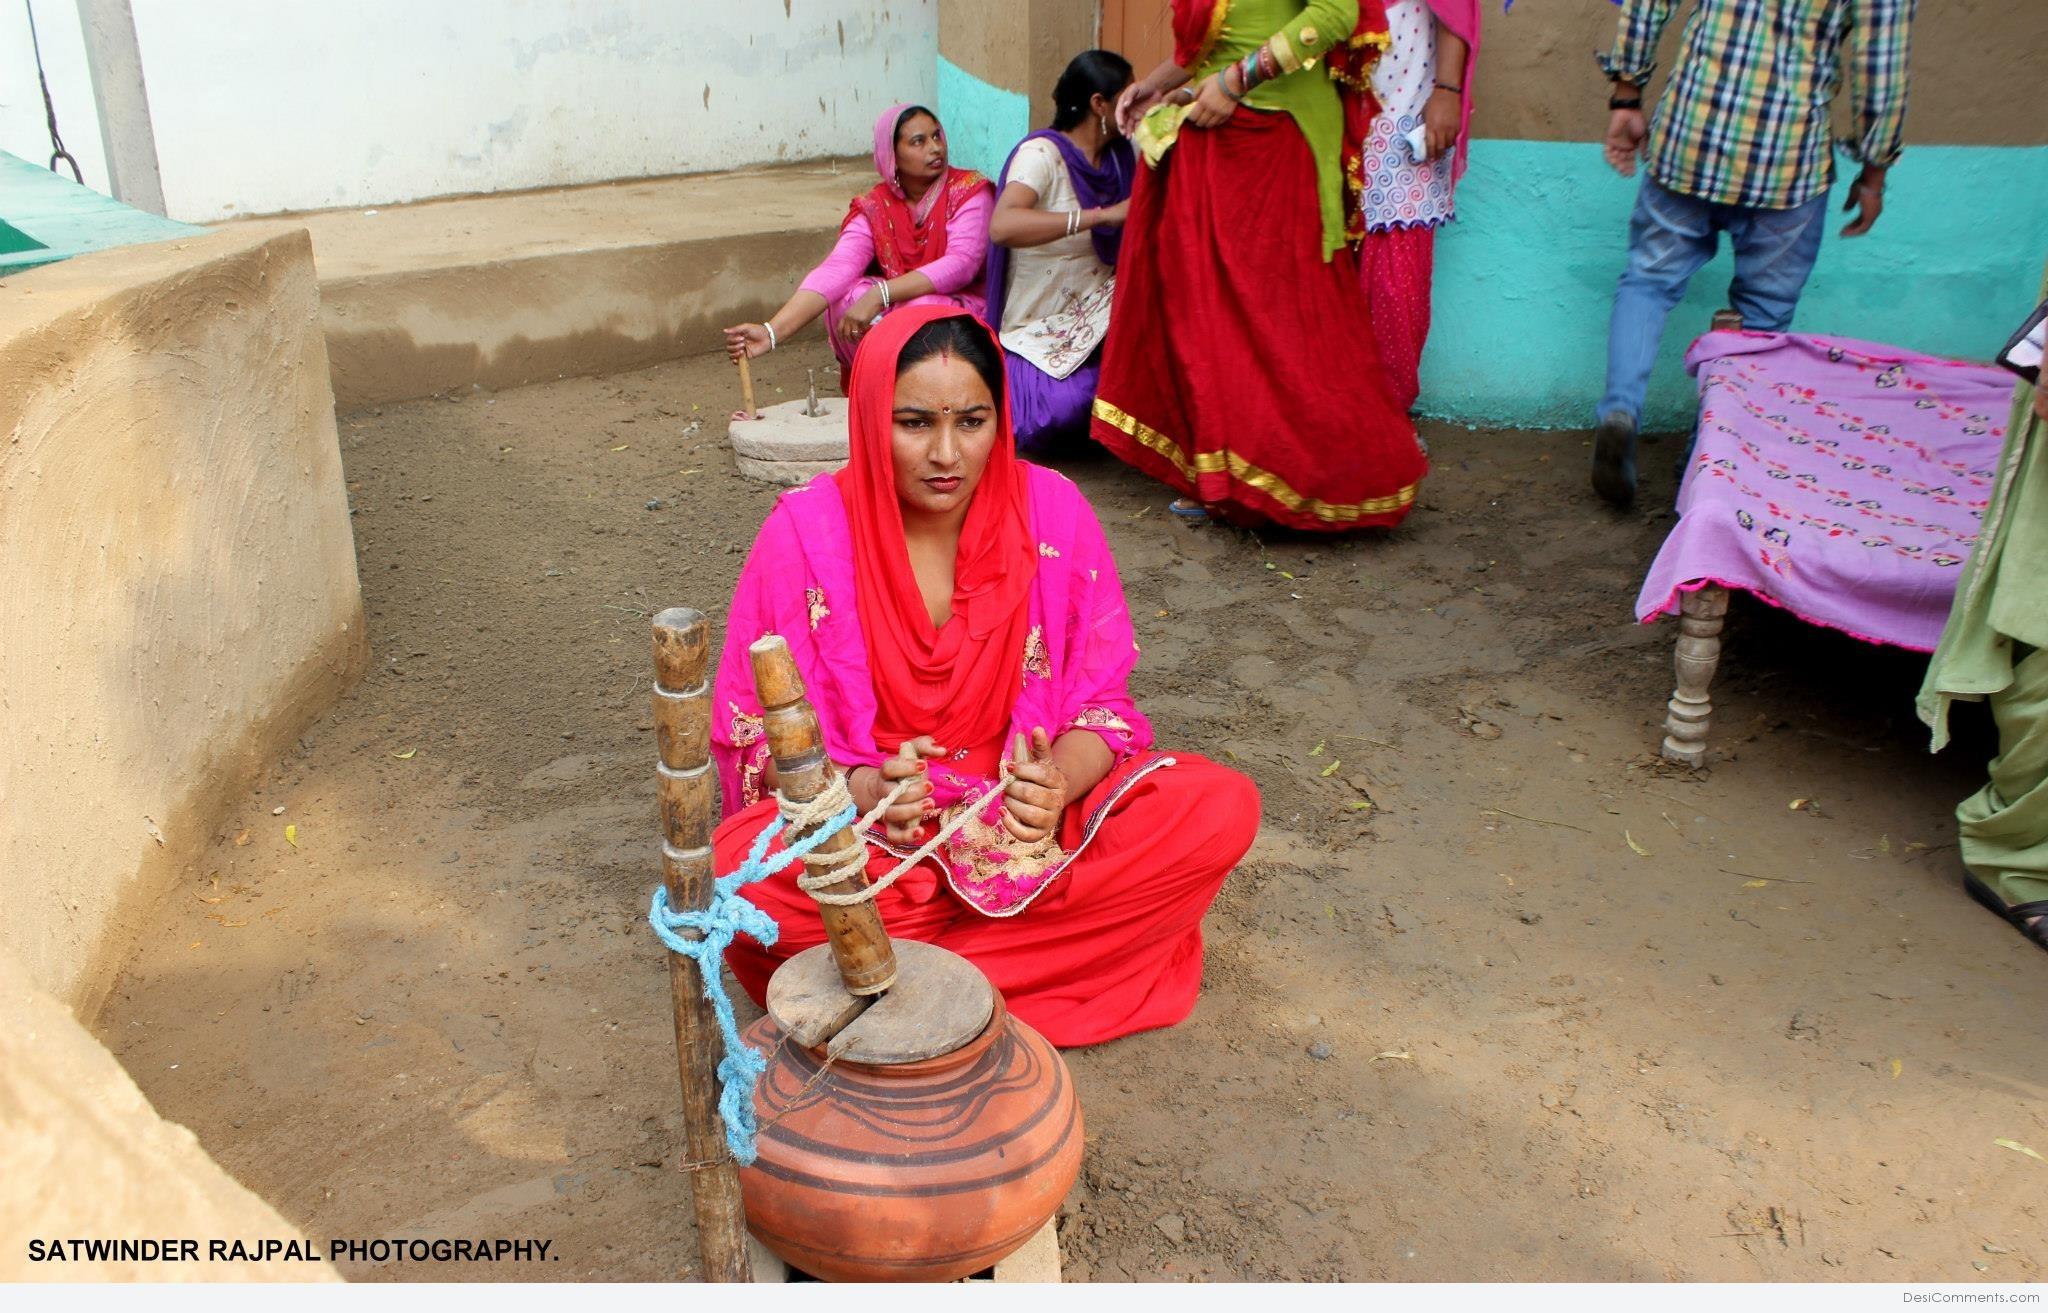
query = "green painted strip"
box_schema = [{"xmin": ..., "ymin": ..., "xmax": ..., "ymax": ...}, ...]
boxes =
[
  {"xmin": 936, "ymin": 55, "xmax": 1030, "ymax": 182},
  {"xmin": 0, "ymin": 217, "xmax": 48, "ymax": 256},
  {"xmin": 0, "ymin": 150, "xmax": 200, "ymax": 275},
  {"xmin": 1425, "ymin": 140, "xmax": 2048, "ymax": 431}
]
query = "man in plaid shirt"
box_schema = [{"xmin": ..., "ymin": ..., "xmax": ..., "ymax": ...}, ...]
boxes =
[{"xmin": 1590, "ymin": 0, "xmax": 1917, "ymax": 507}]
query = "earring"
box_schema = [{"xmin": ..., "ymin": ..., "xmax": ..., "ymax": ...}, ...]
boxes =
[{"xmin": 1099, "ymin": 112, "xmax": 1109, "ymax": 137}]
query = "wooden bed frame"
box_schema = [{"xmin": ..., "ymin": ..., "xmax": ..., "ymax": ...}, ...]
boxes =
[{"xmin": 1657, "ymin": 308, "xmax": 1744, "ymax": 769}]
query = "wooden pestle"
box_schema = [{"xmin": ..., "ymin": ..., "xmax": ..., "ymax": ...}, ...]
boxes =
[
  {"xmin": 650, "ymin": 608, "xmax": 751, "ymax": 1283},
  {"xmin": 736, "ymin": 355, "xmax": 759, "ymax": 420},
  {"xmin": 748, "ymin": 634, "xmax": 898, "ymax": 995}
]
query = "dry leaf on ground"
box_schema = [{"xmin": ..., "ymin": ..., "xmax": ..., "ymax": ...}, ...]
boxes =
[{"xmin": 1994, "ymin": 1139, "xmax": 2044, "ymax": 1163}]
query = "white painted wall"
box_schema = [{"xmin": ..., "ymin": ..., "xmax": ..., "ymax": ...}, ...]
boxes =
[
  {"xmin": 0, "ymin": 0, "xmax": 110, "ymax": 194},
  {"xmin": 2, "ymin": 1, "xmax": 937, "ymax": 222},
  {"xmin": 129, "ymin": 0, "xmax": 937, "ymax": 222}
]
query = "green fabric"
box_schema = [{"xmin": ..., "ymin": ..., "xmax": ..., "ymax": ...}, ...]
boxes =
[
  {"xmin": 1918, "ymin": 258, "xmax": 2048, "ymax": 907},
  {"xmin": 1197, "ymin": 0, "xmax": 1359, "ymax": 258},
  {"xmin": 1957, "ymin": 646, "xmax": 2048, "ymax": 907}
]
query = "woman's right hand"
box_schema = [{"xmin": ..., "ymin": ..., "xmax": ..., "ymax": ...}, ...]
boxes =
[
  {"xmin": 1116, "ymin": 80, "xmax": 1164, "ymax": 136},
  {"xmin": 723, "ymin": 323, "xmax": 770, "ymax": 363},
  {"xmin": 857, "ymin": 737, "xmax": 947, "ymax": 845},
  {"xmin": 836, "ymin": 286, "xmax": 885, "ymax": 348},
  {"xmin": 1183, "ymin": 72, "xmax": 1237, "ymax": 129}
]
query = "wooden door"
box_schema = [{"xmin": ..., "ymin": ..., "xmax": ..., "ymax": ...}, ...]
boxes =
[{"xmin": 1098, "ymin": 0, "xmax": 1177, "ymax": 71}]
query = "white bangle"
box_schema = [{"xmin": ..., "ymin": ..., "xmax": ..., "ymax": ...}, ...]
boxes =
[
  {"xmin": 1066, "ymin": 210, "xmax": 1082, "ymax": 237},
  {"xmin": 876, "ymin": 277, "xmax": 892, "ymax": 310},
  {"xmin": 764, "ymin": 322, "xmax": 778, "ymax": 352}
]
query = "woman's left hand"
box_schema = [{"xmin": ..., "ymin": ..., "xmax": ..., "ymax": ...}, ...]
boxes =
[
  {"xmin": 1001, "ymin": 728, "xmax": 1067, "ymax": 845},
  {"xmin": 1184, "ymin": 72, "xmax": 1237, "ymax": 129},
  {"xmin": 1422, "ymin": 87, "xmax": 1461, "ymax": 161},
  {"xmin": 838, "ymin": 285, "xmax": 884, "ymax": 346}
]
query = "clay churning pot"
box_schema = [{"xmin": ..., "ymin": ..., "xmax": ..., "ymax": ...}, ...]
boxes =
[
  {"xmin": 738, "ymin": 941, "xmax": 1083, "ymax": 1283},
  {"xmin": 734, "ymin": 637, "xmax": 1084, "ymax": 1281}
]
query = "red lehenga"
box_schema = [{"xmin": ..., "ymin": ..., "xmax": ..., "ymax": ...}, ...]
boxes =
[{"xmin": 1089, "ymin": 0, "xmax": 1428, "ymax": 531}]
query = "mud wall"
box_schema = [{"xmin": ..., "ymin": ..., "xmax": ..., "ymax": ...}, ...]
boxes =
[
  {"xmin": 0, "ymin": 948, "xmax": 338, "ymax": 1281},
  {"xmin": 938, "ymin": 0, "xmax": 1097, "ymax": 176},
  {"xmin": 0, "ymin": 224, "xmax": 367, "ymax": 1014},
  {"xmin": 1472, "ymin": 0, "xmax": 2047, "ymax": 148}
]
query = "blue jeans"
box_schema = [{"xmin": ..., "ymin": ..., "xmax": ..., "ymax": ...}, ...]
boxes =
[{"xmin": 1598, "ymin": 177, "xmax": 1829, "ymax": 426}]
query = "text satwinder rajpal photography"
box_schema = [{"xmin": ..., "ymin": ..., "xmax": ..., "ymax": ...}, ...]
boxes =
[{"xmin": 23, "ymin": 1238, "xmax": 554, "ymax": 1266}]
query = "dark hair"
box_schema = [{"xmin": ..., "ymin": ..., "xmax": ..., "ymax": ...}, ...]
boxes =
[
  {"xmin": 894, "ymin": 104, "xmax": 939, "ymax": 144},
  {"xmin": 897, "ymin": 316, "xmax": 1005, "ymax": 417},
  {"xmin": 1051, "ymin": 50, "xmax": 1134, "ymax": 130}
]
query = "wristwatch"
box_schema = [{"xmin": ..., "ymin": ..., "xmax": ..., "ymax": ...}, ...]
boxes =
[{"xmin": 1609, "ymin": 92, "xmax": 1644, "ymax": 111}]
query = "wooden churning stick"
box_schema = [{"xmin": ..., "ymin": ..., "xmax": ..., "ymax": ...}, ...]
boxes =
[
  {"xmin": 749, "ymin": 635, "xmax": 896, "ymax": 996},
  {"xmin": 649, "ymin": 607, "xmax": 751, "ymax": 1283},
  {"xmin": 748, "ymin": 635, "xmax": 995, "ymax": 1061}
]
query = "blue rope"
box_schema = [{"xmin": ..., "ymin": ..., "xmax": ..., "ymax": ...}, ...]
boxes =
[{"xmin": 648, "ymin": 800, "xmax": 857, "ymax": 1166}]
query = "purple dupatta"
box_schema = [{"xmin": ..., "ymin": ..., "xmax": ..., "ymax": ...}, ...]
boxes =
[{"xmin": 984, "ymin": 129, "xmax": 1135, "ymax": 334}]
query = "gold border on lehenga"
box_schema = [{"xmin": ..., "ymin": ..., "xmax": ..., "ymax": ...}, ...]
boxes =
[{"xmin": 1093, "ymin": 398, "xmax": 1418, "ymax": 522}]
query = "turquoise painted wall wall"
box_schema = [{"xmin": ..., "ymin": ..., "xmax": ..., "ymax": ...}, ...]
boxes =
[
  {"xmin": 1426, "ymin": 141, "xmax": 2048, "ymax": 432},
  {"xmin": 915, "ymin": 61, "xmax": 2048, "ymax": 435},
  {"xmin": 936, "ymin": 55, "xmax": 1029, "ymax": 181}
]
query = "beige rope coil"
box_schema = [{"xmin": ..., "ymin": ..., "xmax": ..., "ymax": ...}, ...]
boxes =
[{"xmin": 777, "ymin": 767, "xmax": 1015, "ymax": 907}]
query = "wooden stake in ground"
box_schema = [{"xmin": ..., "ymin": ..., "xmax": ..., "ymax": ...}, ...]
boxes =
[
  {"xmin": 650, "ymin": 607, "xmax": 751, "ymax": 1283},
  {"xmin": 736, "ymin": 355, "xmax": 759, "ymax": 421},
  {"xmin": 749, "ymin": 634, "xmax": 898, "ymax": 995}
]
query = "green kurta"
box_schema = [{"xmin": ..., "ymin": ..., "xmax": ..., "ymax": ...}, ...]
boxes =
[
  {"xmin": 1917, "ymin": 263, "xmax": 2048, "ymax": 906},
  {"xmin": 1196, "ymin": 0, "xmax": 1361, "ymax": 259}
]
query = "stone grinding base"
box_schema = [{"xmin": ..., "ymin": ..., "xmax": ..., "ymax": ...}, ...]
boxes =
[
  {"xmin": 729, "ymin": 396, "xmax": 848, "ymax": 486},
  {"xmin": 747, "ymin": 1219, "xmax": 1063, "ymax": 1284}
]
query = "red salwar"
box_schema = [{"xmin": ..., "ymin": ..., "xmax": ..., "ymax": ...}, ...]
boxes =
[
  {"xmin": 1357, "ymin": 224, "xmax": 1436, "ymax": 416},
  {"xmin": 1089, "ymin": 108, "xmax": 1428, "ymax": 532},
  {"xmin": 715, "ymin": 753, "xmax": 1259, "ymax": 1049}
]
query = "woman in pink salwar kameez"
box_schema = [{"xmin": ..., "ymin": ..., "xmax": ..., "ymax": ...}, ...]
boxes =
[
  {"xmin": 723, "ymin": 104, "xmax": 995, "ymax": 378},
  {"xmin": 710, "ymin": 306, "xmax": 1260, "ymax": 1048}
]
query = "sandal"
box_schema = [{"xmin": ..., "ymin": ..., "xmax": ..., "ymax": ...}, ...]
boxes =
[
  {"xmin": 1964, "ymin": 872, "xmax": 2048, "ymax": 953},
  {"xmin": 1168, "ymin": 498, "xmax": 1210, "ymax": 521}
]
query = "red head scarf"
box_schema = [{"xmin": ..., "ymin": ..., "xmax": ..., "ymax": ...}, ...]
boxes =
[{"xmin": 835, "ymin": 305, "xmax": 1035, "ymax": 755}]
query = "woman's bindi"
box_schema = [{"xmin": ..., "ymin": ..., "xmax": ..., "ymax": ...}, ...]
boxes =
[{"xmin": 893, "ymin": 403, "xmax": 990, "ymax": 421}]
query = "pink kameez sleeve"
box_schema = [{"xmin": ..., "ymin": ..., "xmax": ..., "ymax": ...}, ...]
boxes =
[
  {"xmin": 797, "ymin": 214, "xmax": 877, "ymax": 305},
  {"xmin": 710, "ymin": 505, "xmax": 810, "ymax": 815},
  {"xmin": 914, "ymin": 186, "xmax": 993, "ymax": 297}
]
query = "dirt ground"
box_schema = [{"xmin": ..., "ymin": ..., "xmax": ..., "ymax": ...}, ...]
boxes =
[{"xmin": 99, "ymin": 340, "xmax": 2045, "ymax": 1282}]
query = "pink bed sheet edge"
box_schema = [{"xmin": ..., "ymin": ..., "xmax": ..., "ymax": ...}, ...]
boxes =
[{"xmin": 1636, "ymin": 576, "xmax": 1938, "ymax": 654}]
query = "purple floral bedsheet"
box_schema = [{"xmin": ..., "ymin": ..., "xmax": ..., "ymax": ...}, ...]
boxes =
[{"xmin": 1635, "ymin": 332, "xmax": 2014, "ymax": 651}]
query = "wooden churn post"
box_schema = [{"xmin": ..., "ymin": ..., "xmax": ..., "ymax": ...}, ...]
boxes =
[
  {"xmin": 749, "ymin": 635, "xmax": 897, "ymax": 995},
  {"xmin": 650, "ymin": 607, "xmax": 751, "ymax": 1283}
]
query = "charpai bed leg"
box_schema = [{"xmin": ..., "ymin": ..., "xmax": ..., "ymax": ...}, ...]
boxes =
[{"xmin": 1661, "ymin": 584, "xmax": 1729, "ymax": 768}]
